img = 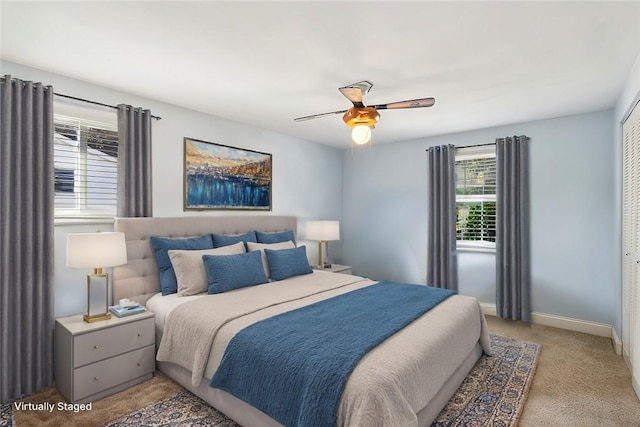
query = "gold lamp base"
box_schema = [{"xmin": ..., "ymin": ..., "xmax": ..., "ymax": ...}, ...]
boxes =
[
  {"xmin": 83, "ymin": 268, "xmax": 111, "ymax": 323},
  {"xmin": 83, "ymin": 312, "xmax": 111, "ymax": 323},
  {"xmin": 317, "ymin": 240, "xmax": 332, "ymax": 269}
]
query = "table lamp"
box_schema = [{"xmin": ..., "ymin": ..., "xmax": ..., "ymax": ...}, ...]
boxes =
[
  {"xmin": 306, "ymin": 220, "xmax": 340, "ymax": 268},
  {"xmin": 66, "ymin": 232, "xmax": 127, "ymax": 323}
]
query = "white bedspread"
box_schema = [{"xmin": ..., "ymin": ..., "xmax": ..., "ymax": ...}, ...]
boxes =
[{"xmin": 155, "ymin": 271, "xmax": 491, "ymax": 427}]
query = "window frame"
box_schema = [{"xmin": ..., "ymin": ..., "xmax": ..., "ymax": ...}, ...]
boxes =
[{"xmin": 455, "ymin": 144, "xmax": 497, "ymax": 252}]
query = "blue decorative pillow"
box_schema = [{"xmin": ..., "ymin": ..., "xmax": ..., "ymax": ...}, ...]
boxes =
[
  {"xmin": 150, "ymin": 234, "xmax": 214, "ymax": 295},
  {"xmin": 256, "ymin": 230, "xmax": 296, "ymax": 245},
  {"xmin": 212, "ymin": 231, "xmax": 257, "ymax": 248},
  {"xmin": 203, "ymin": 251, "xmax": 268, "ymax": 294},
  {"xmin": 265, "ymin": 246, "xmax": 313, "ymax": 281}
]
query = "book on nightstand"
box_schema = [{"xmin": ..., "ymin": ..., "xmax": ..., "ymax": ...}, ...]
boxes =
[{"xmin": 109, "ymin": 304, "xmax": 146, "ymax": 317}]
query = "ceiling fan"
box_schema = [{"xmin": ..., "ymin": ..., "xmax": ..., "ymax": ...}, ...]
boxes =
[{"xmin": 293, "ymin": 81, "xmax": 435, "ymax": 145}]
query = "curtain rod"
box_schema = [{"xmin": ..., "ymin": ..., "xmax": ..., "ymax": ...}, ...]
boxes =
[
  {"xmin": 454, "ymin": 142, "xmax": 496, "ymax": 149},
  {"xmin": 425, "ymin": 136, "xmax": 529, "ymax": 152},
  {"xmin": 425, "ymin": 142, "xmax": 496, "ymax": 152},
  {"xmin": 55, "ymin": 93, "xmax": 161, "ymax": 120},
  {"xmin": 1, "ymin": 77, "xmax": 161, "ymax": 120}
]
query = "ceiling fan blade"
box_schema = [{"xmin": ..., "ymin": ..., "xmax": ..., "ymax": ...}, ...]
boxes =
[
  {"xmin": 339, "ymin": 87, "xmax": 364, "ymax": 106},
  {"xmin": 293, "ymin": 109, "xmax": 348, "ymax": 122},
  {"xmin": 339, "ymin": 81, "xmax": 372, "ymax": 107},
  {"xmin": 371, "ymin": 97, "xmax": 436, "ymax": 110}
]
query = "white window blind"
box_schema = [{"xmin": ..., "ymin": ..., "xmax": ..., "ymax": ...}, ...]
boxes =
[
  {"xmin": 455, "ymin": 145, "xmax": 496, "ymax": 249},
  {"xmin": 54, "ymin": 113, "xmax": 118, "ymax": 219}
]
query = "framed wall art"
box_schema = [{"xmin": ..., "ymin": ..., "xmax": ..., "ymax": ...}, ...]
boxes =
[{"xmin": 183, "ymin": 137, "xmax": 272, "ymax": 211}]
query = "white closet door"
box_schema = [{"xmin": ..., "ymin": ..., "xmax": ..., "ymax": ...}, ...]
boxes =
[
  {"xmin": 623, "ymin": 107, "xmax": 633, "ymax": 359},
  {"xmin": 622, "ymin": 96, "xmax": 640, "ymax": 399}
]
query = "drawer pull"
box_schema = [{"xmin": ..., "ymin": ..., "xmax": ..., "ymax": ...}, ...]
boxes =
[
  {"xmin": 93, "ymin": 345, "xmax": 99, "ymax": 350},
  {"xmin": 137, "ymin": 333, "xmax": 142, "ymax": 337},
  {"xmin": 137, "ymin": 362, "xmax": 141, "ymax": 366},
  {"xmin": 94, "ymin": 376, "xmax": 99, "ymax": 381}
]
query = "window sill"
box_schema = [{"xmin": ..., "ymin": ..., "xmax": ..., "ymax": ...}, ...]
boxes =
[
  {"xmin": 55, "ymin": 217, "xmax": 115, "ymax": 226},
  {"xmin": 457, "ymin": 245, "xmax": 496, "ymax": 254}
]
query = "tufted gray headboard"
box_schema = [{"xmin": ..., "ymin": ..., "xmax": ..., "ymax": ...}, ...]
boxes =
[{"xmin": 113, "ymin": 215, "xmax": 297, "ymax": 305}]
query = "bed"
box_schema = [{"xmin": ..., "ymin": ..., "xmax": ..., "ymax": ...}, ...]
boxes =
[{"xmin": 113, "ymin": 215, "xmax": 490, "ymax": 427}]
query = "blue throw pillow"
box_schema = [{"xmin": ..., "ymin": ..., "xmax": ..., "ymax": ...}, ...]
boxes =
[
  {"xmin": 204, "ymin": 251, "xmax": 268, "ymax": 294},
  {"xmin": 212, "ymin": 231, "xmax": 257, "ymax": 248},
  {"xmin": 265, "ymin": 246, "xmax": 313, "ymax": 281},
  {"xmin": 150, "ymin": 234, "xmax": 214, "ymax": 295},
  {"xmin": 256, "ymin": 229, "xmax": 296, "ymax": 245}
]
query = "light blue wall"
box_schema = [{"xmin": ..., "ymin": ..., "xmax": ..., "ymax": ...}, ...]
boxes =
[
  {"xmin": 1, "ymin": 60, "xmax": 344, "ymax": 317},
  {"xmin": 343, "ymin": 110, "xmax": 616, "ymax": 326}
]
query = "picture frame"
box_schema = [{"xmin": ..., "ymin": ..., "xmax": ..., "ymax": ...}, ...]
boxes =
[{"xmin": 183, "ymin": 137, "xmax": 272, "ymax": 211}]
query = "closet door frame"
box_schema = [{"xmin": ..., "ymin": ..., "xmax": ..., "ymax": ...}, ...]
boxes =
[{"xmin": 622, "ymin": 91, "xmax": 640, "ymax": 399}]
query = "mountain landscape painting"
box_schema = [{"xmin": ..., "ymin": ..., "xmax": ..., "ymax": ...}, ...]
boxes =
[{"xmin": 184, "ymin": 138, "xmax": 272, "ymax": 210}]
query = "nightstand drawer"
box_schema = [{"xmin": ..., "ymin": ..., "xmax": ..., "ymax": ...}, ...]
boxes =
[
  {"xmin": 73, "ymin": 344, "xmax": 155, "ymax": 401},
  {"xmin": 74, "ymin": 317, "xmax": 154, "ymax": 367}
]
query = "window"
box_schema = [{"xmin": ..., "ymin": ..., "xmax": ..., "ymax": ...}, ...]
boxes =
[
  {"xmin": 54, "ymin": 106, "xmax": 118, "ymax": 220},
  {"xmin": 455, "ymin": 144, "xmax": 496, "ymax": 250}
]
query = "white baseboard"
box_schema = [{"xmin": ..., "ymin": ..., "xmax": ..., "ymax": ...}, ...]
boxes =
[
  {"xmin": 611, "ymin": 327, "xmax": 623, "ymax": 356},
  {"xmin": 624, "ymin": 346, "xmax": 632, "ymax": 371},
  {"xmin": 480, "ymin": 303, "xmax": 622, "ymax": 355},
  {"xmin": 480, "ymin": 303, "xmax": 497, "ymax": 317}
]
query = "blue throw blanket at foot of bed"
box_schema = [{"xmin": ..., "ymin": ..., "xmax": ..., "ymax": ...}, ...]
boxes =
[{"xmin": 209, "ymin": 281, "xmax": 455, "ymax": 427}]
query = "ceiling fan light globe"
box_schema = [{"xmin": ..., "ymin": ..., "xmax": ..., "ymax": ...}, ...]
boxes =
[{"xmin": 352, "ymin": 125, "xmax": 371, "ymax": 145}]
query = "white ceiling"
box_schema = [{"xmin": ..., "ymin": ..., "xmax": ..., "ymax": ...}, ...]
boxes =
[{"xmin": 2, "ymin": 1, "xmax": 639, "ymax": 149}]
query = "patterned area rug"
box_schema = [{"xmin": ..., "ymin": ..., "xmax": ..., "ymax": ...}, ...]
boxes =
[
  {"xmin": 104, "ymin": 333, "xmax": 539, "ymax": 427},
  {"xmin": 103, "ymin": 390, "xmax": 238, "ymax": 427},
  {"xmin": 432, "ymin": 333, "xmax": 540, "ymax": 426},
  {"xmin": 0, "ymin": 398, "xmax": 13, "ymax": 427}
]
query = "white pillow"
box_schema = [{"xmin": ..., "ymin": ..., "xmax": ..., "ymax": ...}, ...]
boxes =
[
  {"xmin": 168, "ymin": 241, "xmax": 245, "ymax": 296},
  {"xmin": 246, "ymin": 240, "xmax": 296, "ymax": 278}
]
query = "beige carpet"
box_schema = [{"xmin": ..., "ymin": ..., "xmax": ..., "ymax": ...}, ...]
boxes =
[
  {"xmin": 486, "ymin": 315, "xmax": 640, "ymax": 426},
  {"xmin": 12, "ymin": 372, "xmax": 181, "ymax": 427}
]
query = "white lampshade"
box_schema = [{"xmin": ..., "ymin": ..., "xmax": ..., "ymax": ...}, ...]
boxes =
[
  {"xmin": 67, "ymin": 232, "xmax": 128, "ymax": 269},
  {"xmin": 306, "ymin": 221, "xmax": 340, "ymax": 242}
]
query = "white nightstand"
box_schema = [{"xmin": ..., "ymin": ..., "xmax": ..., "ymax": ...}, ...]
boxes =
[
  {"xmin": 55, "ymin": 310, "xmax": 155, "ymax": 403},
  {"xmin": 314, "ymin": 264, "xmax": 353, "ymax": 275}
]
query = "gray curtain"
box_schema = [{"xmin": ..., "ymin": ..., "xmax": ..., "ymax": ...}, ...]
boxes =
[
  {"xmin": 427, "ymin": 145, "xmax": 458, "ymax": 291},
  {"xmin": 496, "ymin": 135, "xmax": 531, "ymax": 321},
  {"xmin": 0, "ymin": 75, "xmax": 55, "ymax": 403},
  {"xmin": 117, "ymin": 104, "xmax": 152, "ymax": 217}
]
